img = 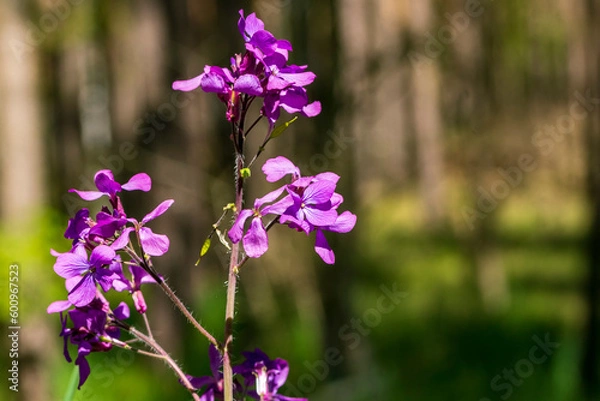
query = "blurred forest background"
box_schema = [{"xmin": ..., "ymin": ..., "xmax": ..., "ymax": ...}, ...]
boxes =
[{"xmin": 1, "ymin": 0, "xmax": 599, "ymax": 400}]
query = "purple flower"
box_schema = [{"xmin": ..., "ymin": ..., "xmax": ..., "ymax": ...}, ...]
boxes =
[
  {"xmin": 53, "ymin": 245, "xmax": 119, "ymax": 307},
  {"xmin": 238, "ymin": 10, "xmax": 292, "ymax": 62},
  {"xmin": 54, "ymin": 296, "xmax": 129, "ymax": 388},
  {"xmin": 64, "ymin": 208, "xmax": 91, "ymax": 242},
  {"xmin": 186, "ymin": 345, "xmax": 237, "ymax": 401},
  {"xmin": 313, "ymin": 211, "xmax": 357, "ymax": 264},
  {"xmin": 172, "ymin": 9, "xmax": 320, "ymax": 126},
  {"xmin": 235, "ymin": 349, "xmax": 307, "ymax": 401},
  {"xmin": 234, "ymin": 156, "xmax": 356, "ymax": 264},
  {"xmin": 70, "ymin": 169, "xmax": 151, "ymax": 203},
  {"xmin": 114, "ymin": 199, "xmax": 174, "ymax": 257},
  {"xmin": 109, "ymin": 263, "xmax": 158, "ymax": 314},
  {"xmin": 280, "ymin": 179, "xmax": 339, "ymax": 233},
  {"xmin": 263, "ymin": 87, "xmax": 321, "ymax": 126},
  {"xmin": 262, "ymin": 156, "xmax": 301, "ymax": 182},
  {"xmin": 228, "ymin": 186, "xmax": 290, "ymax": 258}
]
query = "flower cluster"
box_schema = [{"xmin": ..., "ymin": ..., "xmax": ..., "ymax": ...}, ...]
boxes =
[
  {"xmin": 172, "ymin": 10, "xmax": 321, "ymax": 126},
  {"xmin": 48, "ymin": 169, "xmax": 172, "ymax": 386},
  {"xmin": 49, "ymin": 8, "xmax": 356, "ymax": 400},
  {"xmin": 229, "ymin": 156, "xmax": 357, "ymax": 264},
  {"xmin": 187, "ymin": 346, "xmax": 306, "ymax": 401}
]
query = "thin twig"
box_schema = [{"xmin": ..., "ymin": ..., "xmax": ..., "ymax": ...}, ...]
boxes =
[{"xmin": 129, "ymin": 327, "xmax": 201, "ymax": 401}]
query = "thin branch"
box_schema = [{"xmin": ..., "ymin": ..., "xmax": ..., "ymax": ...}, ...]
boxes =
[{"xmin": 129, "ymin": 326, "xmax": 201, "ymax": 401}]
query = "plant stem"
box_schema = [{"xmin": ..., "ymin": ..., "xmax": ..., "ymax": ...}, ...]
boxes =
[
  {"xmin": 158, "ymin": 280, "xmax": 220, "ymax": 349},
  {"xmin": 130, "ymin": 327, "xmax": 201, "ymax": 401},
  {"xmin": 223, "ymin": 106, "xmax": 247, "ymax": 401}
]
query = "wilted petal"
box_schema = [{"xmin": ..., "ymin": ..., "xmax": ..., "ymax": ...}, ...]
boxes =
[
  {"xmin": 172, "ymin": 74, "xmax": 203, "ymax": 92},
  {"xmin": 139, "ymin": 227, "xmax": 170, "ymax": 256},
  {"xmin": 121, "ymin": 172, "xmax": 152, "ymax": 192},
  {"xmin": 228, "ymin": 209, "xmax": 253, "ymax": 243},
  {"xmin": 141, "ymin": 199, "xmax": 174, "ymax": 224},
  {"xmin": 243, "ymin": 218, "xmax": 268, "ymax": 258},
  {"xmin": 234, "ymin": 74, "xmax": 263, "ymax": 96},
  {"xmin": 315, "ymin": 230, "xmax": 335, "ymax": 264}
]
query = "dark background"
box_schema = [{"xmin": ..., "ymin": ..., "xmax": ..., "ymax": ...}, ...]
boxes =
[{"xmin": 1, "ymin": 0, "xmax": 599, "ymax": 400}]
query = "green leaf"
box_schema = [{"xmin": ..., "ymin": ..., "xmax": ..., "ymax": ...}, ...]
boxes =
[
  {"xmin": 270, "ymin": 116, "xmax": 298, "ymax": 139},
  {"xmin": 63, "ymin": 366, "xmax": 79, "ymax": 401},
  {"xmin": 195, "ymin": 238, "xmax": 211, "ymax": 266},
  {"xmin": 240, "ymin": 167, "xmax": 251, "ymax": 178}
]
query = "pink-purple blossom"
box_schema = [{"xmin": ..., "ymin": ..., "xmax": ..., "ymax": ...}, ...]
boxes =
[
  {"xmin": 172, "ymin": 9, "xmax": 320, "ymax": 126},
  {"xmin": 229, "ymin": 157, "xmax": 356, "ymax": 264}
]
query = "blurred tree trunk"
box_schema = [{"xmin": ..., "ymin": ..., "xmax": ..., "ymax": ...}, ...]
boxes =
[
  {"xmin": 0, "ymin": 3, "xmax": 51, "ymax": 401},
  {"xmin": 581, "ymin": 0, "xmax": 600, "ymax": 397},
  {"xmin": 408, "ymin": 0, "xmax": 447, "ymax": 227}
]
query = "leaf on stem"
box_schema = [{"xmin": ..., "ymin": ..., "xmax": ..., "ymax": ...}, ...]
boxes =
[
  {"xmin": 270, "ymin": 116, "xmax": 298, "ymax": 139},
  {"xmin": 195, "ymin": 238, "xmax": 212, "ymax": 266}
]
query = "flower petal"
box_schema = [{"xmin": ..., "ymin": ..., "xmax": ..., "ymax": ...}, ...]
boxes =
[
  {"xmin": 54, "ymin": 252, "xmax": 90, "ymax": 279},
  {"xmin": 304, "ymin": 207, "xmax": 338, "ymax": 227},
  {"xmin": 121, "ymin": 172, "xmax": 152, "ymax": 192},
  {"xmin": 238, "ymin": 10, "xmax": 265, "ymax": 41},
  {"xmin": 328, "ymin": 211, "xmax": 357, "ymax": 233},
  {"xmin": 68, "ymin": 275, "xmax": 98, "ymax": 307},
  {"xmin": 234, "ymin": 74, "xmax": 263, "ymax": 96},
  {"xmin": 94, "ymin": 171, "xmax": 121, "ymax": 196},
  {"xmin": 141, "ymin": 199, "xmax": 174, "ymax": 224},
  {"xmin": 110, "ymin": 227, "xmax": 134, "ymax": 250},
  {"xmin": 262, "ymin": 156, "xmax": 300, "ymax": 182},
  {"xmin": 68, "ymin": 189, "xmax": 105, "ymax": 201},
  {"xmin": 114, "ymin": 302, "xmax": 130, "ymax": 320},
  {"xmin": 302, "ymin": 100, "xmax": 322, "ymax": 117},
  {"xmin": 304, "ymin": 180, "xmax": 336, "ymax": 205},
  {"xmin": 201, "ymin": 72, "xmax": 228, "ymax": 93},
  {"xmin": 315, "ymin": 230, "xmax": 335, "ymax": 264},
  {"xmin": 47, "ymin": 300, "xmax": 72, "ymax": 314},
  {"xmin": 139, "ymin": 227, "xmax": 170, "ymax": 256},
  {"xmin": 243, "ymin": 218, "xmax": 268, "ymax": 258},
  {"xmin": 228, "ymin": 209, "xmax": 253, "ymax": 243},
  {"xmin": 249, "ymin": 30, "xmax": 278, "ymax": 55},
  {"xmin": 254, "ymin": 186, "xmax": 287, "ymax": 209},
  {"xmin": 89, "ymin": 245, "xmax": 116, "ymax": 268},
  {"xmin": 172, "ymin": 74, "xmax": 203, "ymax": 92}
]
